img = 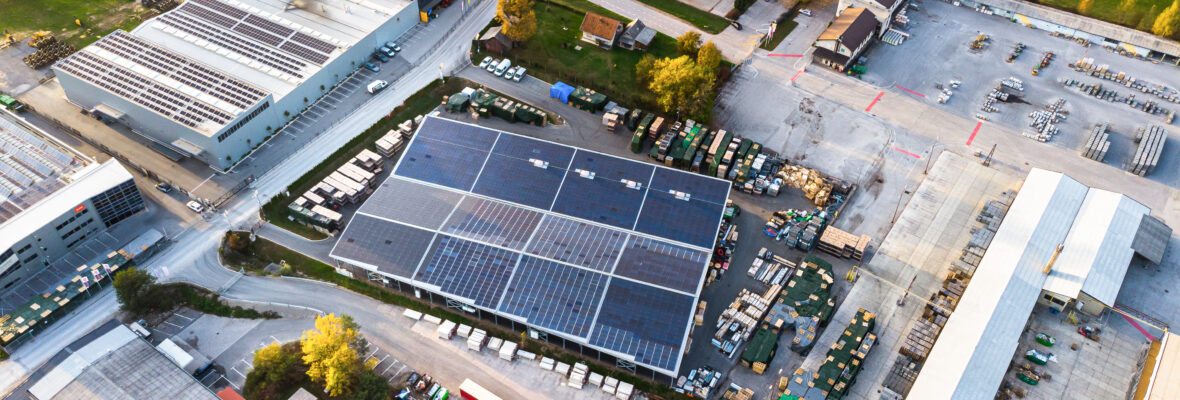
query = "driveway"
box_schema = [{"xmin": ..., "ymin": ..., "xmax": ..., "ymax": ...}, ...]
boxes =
[{"xmin": 587, "ymin": 0, "xmax": 787, "ymax": 62}]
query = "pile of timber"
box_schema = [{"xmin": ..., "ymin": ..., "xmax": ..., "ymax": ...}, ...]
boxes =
[
  {"xmin": 1080, "ymin": 123, "xmax": 1111, "ymax": 162},
  {"xmin": 1128, "ymin": 126, "xmax": 1167, "ymax": 176},
  {"xmin": 816, "ymin": 226, "xmax": 870, "ymax": 261}
]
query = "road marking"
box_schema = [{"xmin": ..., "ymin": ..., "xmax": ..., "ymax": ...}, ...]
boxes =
[
  {"xmin": 892, "ymin": 146, "xmax": 921, "ymax": 159},
  {"xmin": 968, "ymin": 121, "xmax": 982, "ymax": 146},
  {"xmin": 865, "ymin": 91, "xmax": 885, "ymax": 112},
  {"xmin": 895, "ymin": 84, "xmax": 925, "ymax": 98},
  {"xmin": 790, "ymin": 69, "xmax": 804, "ymax": 82},
  {"xmin": 767, "ymin": 53, "xmax": 804, "ymax": 57}
]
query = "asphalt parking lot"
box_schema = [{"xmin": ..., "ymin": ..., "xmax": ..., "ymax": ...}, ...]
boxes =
[{"xmin": 861, "ymin": 0, "xmax": 1180, "ymax": 182}]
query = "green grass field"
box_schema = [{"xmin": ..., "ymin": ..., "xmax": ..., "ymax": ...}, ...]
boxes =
[
  {"xmin": 1032, "ymin": 0, "xmax": 1174, "ymax": 33},
  {"xmin": 0, "ymin": 0, "xmax": 146, "ymax": 46},
  {"xmin": 632, "ymin": 0, "xmax": 730, "ymax": 34}
]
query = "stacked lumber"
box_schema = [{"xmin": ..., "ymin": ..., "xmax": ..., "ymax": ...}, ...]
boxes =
[
  {"xmin": 1129, "ymin": 126, "xmax": 1168, "ymax": 176},
  {"xmin": 1080, "ymin": 123, "xmax": 1111, "ymax": 161},
  {"xmin": 816, "ymin": 227, "xmax": 870, "ymax": 261}
]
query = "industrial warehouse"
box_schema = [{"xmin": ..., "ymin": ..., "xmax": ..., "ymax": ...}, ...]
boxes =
[
  {"xmin": 52, "ymin": 0, "xmax": 419, "ymax": 170},
  {"xmin": 0, "ymin": 109, "xmax": 144, "ymax": 295},
  {"xmin": 330, "ymin": 116, "xmax": 730, "ymax": 379}
]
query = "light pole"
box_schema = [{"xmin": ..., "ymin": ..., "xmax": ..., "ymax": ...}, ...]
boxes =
[{"xmin": 439, "ymin": 62, "xmax": 446, "ymax": 81}]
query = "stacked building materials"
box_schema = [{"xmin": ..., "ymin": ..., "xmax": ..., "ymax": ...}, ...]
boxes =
[
  {"xmin": 444, "ymin": 93, "xmax": 470, "ymax": 112},
  {"xmin": 467, "ymin": 329, "xmax": 487, "ymax": 351},
  {"xmin": 568, "ymin": 363, "xmax": 588, "ymax": 389},
  {"xmin": 761, "ymin": 256, "xmax": 836, "ymax": 354},
  {"xmin": 715, "ymin": 284, "xmax": 781, "ymax": 357},
  {"xmin": 1080, "ymin": 123, "xmax": 1112, "ymax": 161},
  {"xmin": 679, "ymin": 366, "xmax": 723, "ymax": 397},
  {"xmin": 498, "ymin": 341, "xmax": 518, "ymax": 361},
  {"xmin": 816, "ymin": 227, "xmax": 871, "ymax": 261},
  {"xmin": 1128, "ymin": 125, "xmax": 1168, "ymax": 176},
  {"xmin": 602, "ymin": 377, "xmax": 619, "ymax": 396},
  {"xmin": 437, "ymin": 320, "xmax": 457, "ymax": 340},
  {"xmin": 569, "ymin": 87, "xmax": 608, "ymax": 112},
  {"xmin": 782, "ymin": 309, "xmax": 877, "ymax": 400},
  {"xmin": 740, "ymin": 328, "xmax": 779, "ymax": 373},
  {"xmin": 631, "ymin": 113, "xmax": 655, "ymax": 153},
  {"xmin": 615, "ymin": 382, "xmax": 634, "ymax": 400}
]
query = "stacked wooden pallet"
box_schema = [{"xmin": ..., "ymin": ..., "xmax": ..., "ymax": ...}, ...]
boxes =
[
  {"xmin": 1129, "ymin": 126, "xmax": 1168, "ymax": 176},
  {"xmin": 816, "ymin": 226, "xmax": 871, "ymax": 261},
  {"xmin": 1080, "ymin": 123, "xmax": 1111, "ymax": 161},
  {"xmin": 899, "ymin": 318, "xmax": 942, "ymax": 361}
]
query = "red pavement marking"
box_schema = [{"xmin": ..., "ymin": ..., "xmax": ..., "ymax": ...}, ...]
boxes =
[
  {"xmin": 968, "ymin": 121, "xmax": 982, "ymax": 146},
  {"xmin": 865, "ymin": 91, "xmax": 885, "ymax": 112},
  {"xmin": 892, "ymin": 146, "xmax": 921, "ymax": 159},
  {"xmin": 768, "ymin": 53, "xmax": 804, "ymax": 57},
  {"xmin": 1120, "ymin": 312, "xmax": 1158, "ymax": 342},
  {"xmin": 895, "ymin": 85, "xmax": 925, "ymax": 98},
  {"xmin": 790, "ymin": 69, "xmax": 804, "ymax": 82}
]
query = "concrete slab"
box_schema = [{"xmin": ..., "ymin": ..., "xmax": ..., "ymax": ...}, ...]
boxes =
[{"xmin": 176, "ymin": 315, "xmax": 264, "ymax": 361}]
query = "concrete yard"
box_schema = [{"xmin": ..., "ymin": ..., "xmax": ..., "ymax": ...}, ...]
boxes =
[
  {"xmin": 1005, "ymin": 307, "xmax": 1150, "ymax": 400},
  {"xmin": 861, "ymin": 0, "xmax": 1180, "ymax": 182}
]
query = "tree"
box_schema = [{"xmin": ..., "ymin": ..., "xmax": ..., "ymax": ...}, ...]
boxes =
[
  {"xmin": 734, "ymin": 0, "xmax": 756, "ymax": 12},
  {"xmin": 1155, "ymin": 0, "xmax": 1180, "ymax": 38},
  {"xmin": 648, "ymin": 56, "xmax": 717, "ymax": 121},
  {"xmin": 1139, "ymin": 5, "xmax": 1161, "ymax": 31},
  {"xmin": 697, "ymin": 42, "xmax": 722, "ymax": 71},
  {"xmin": 635, "ymin": 53, "xmax": 657, "ymax": 87},
  {"xmin": 676, "ymin": 31, "xmax": 702, "ymax": 57},
  {"xmin": 114, "ymin": 267, "xmax": 161, "ymax": 316},
  {"xmin": 244, "ymin": 343, "xmax": 304, "ymax": 400},
  {"xmin": 353, "ymin": 371, "xmax": 391, "ymax": 400},
  {"xmin": 1077, "ymin": 0, "xmax": 1095, "ymax": 15},
  {"xmin": 497, "ymin": 0, "xmax": 538, "ymax": 42},
  {"xmin": 226, "ymin": 231, "xmax": 251, "ymax": 252},
  {"xmin": 301, "ymin": 314, "xmax": 365, "ymax": 397},
  {"xmin": 1116, "ymin": 0, "xmax": 1143, "ymax": 25}
]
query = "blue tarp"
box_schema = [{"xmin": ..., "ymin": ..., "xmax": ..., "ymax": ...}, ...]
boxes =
[{"xmin": 550, "ymin": 82, "xmax": 575, "ymax": 104}]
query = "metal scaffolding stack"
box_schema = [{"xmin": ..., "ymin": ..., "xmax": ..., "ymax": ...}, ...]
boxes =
[
  {"xmin": 1080, "ymin": 123, "xmax": 1111, "ymax": 162},
  {"xmin": 1128, "ymin": 125, "xmax": 1168, "ymax": 176}
]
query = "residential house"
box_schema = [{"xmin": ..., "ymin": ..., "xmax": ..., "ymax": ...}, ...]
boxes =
[
  {"xmin": 580, "ymin": 12, "xmax": 623, "ymax": 49},
  {"xmin": 620, "ymin": 20, "xmax": 657, "ymax": 50},
  {"xmin": 813, "ymin": 8, "xmax": 879, "ymax": 72},
  {"xmin": 480, "ymin": 25, "xmax": 514, "ymax": 54},
  {"xmin": 838, "ymin": 0, "xmax": 905, "ymax": 37}
]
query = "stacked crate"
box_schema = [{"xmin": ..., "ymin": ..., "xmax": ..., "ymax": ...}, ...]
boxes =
[
  {"xmin": 816, "ymin": 226, "xmax": 871, "ymax": 261},
  {"xmin": 1128, "ymin": 125, "xmax": 1168, "ymax": 176},
  {"xmin": 1080, "ymin": 123, "xmax": 1111, "ymax": 161}
]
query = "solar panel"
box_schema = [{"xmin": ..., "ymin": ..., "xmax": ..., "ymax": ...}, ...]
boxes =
[
  {"xmin": 633, "ymin": 168, "xmax": 729, "ymax": 248},
  {"xmin": 291, "ymin": 32, "xmax": 336, "ymax": 53},
  {"xmin": 525, "ymin": 215, "xmax": 627, "ymax": 273},
  {"xmin": 190, "ymin": 0, "xmax": 248, "ymax": 19},
  {"xmin": 394, "ymin": 136, "xmax": 492, "ymax": 191},
  {"xmin": 613, "ymin": 236, "xmax": 710, "ymax": 293},
  {"xmin": 244, "ymin": 15, "xmax": 294, "ymax": 38},
  {"xmin": 232, "ymin": 23, "xmax": 283, "ymax": 46},
  {"xmin": 498, "ymin": 256, "xmax": 609, "ymax": 338},
  {"xmin": 333, "ymin": 214, "xmax": 436, "ymax": 279},
  {"xmin": 160, "ymin": 13, "xmax": 309, "ymax": 75},
  {"xmin": 440, "ymin": 197, "xmax": 543, "ymax": 250},
  {"xmin": 357, "ymin": 176, "xmax": 464, "ymax": 230},
  {"xmin": 414, "ymin": 117, "xmax": 500, "ymax": 149},
  {"xmin": 550, "ymin": 150, "xmax": 654, "ymax": 230},
  {"xmin": 279, "ymin": 42, "xmax": 329, "ymax": 65},
  {"xmin": 472, "ymin": 133, "xmax": 575, "ymax": 210},
  {"xmin": 590, "ymin": 279, "xmax": 694, "ymax": 371},
  {"xmin": 416, "ymin": 235, "xmax": 519, "ymax": 308}
]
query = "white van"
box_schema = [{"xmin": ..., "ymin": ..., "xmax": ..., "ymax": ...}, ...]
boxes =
[
  {"xmin": 494, "ymin": 59, "xmax": 512, "ymax": 77},
  {"xmin": 367, "ymin": 80, "xmax": 388, "ymax": 94},
  {"xmin": 129, "ymin": 321, "xmax": 151, "ymax": 338}
]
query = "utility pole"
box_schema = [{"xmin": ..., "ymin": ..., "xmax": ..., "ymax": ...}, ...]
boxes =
[{"xmin": 983, "ymin": 143, "xmax": 996, "ymax": 166}]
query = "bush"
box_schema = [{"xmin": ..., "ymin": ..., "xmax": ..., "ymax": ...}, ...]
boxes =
[
  {"xmin": 734, "ymin": 0, "xmax": 755, "ymax": 12},
  {"xmin": 114, "ymin": 266, "xmax": 278, "ymax": 319},
  {"xmin": 244, "ymin": 343, "xmax": 306, "ymax": 400}
]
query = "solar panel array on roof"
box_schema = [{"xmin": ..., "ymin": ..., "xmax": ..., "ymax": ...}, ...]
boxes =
[
  {"xmin": 179, "ymin": 0, "xmax": 337, "ymax": 65},
  {"xmin": 332, "ymin": 116, "xmax": 729, "ymax": 375},
  {"xmin": 0, "ymin": 114, "xmax": 83, "ymax": 224}
]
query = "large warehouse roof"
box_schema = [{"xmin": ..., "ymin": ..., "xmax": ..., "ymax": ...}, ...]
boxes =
[
  {"xmin": 0, "ymin": 110, "xmax": 87, "ymax": 223},
  {"xmin": 331, "ymin": 117, "xmax": 729, "ymax": 375},
  {"xmin": 55, "ymin": 0, "xmax": 414, "ymax": 134},
  {"xmin": 908, "ymin": 169, "xmax": 1167, "ymax": 400}
]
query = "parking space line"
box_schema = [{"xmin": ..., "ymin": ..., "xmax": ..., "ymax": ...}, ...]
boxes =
[
  {"xmin": 865, "ymin": 91, "xmax": 885, "ymax": 112},
  {"xmin": 162, "ymin": 320, "xmax": 183, "ymax": 329},
  {"xmin": 968, "ymin": 121, "xmax": 982, "ymax": 146},
  {"xmin": 172, "ymin": 313, "xmax": 194, "ymax": 322}
]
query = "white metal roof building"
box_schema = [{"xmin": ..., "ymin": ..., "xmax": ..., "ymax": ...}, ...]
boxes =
[
  {"xmin": 53, "ymin": 0, "xmax": 420, "ymax": 170},
  {"xmin": 907, "ymin": 169, "xmax": 1170, "ymax": 400},
  {"xmin": 0, "ymin": 110, "xmax": 144, "ymax": 292}
]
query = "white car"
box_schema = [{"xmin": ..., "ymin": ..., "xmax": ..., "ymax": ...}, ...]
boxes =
[
  {"xmin": 503, "ymin": 66, "xmax": 517, "ymax": 80},
  {"xmin": 367, "ymin": 79, "xmax": 389, "ymax": 94},
  {"xmin": 485, "ymin": 58, "xmax": 499, "ymax": 72},
  {"xmin": 799, "ymin": 9, "xmax": 812, "ymax": 16},
  {"xmin": 186, "ymin": 201, "xmax": 204, "ymax": 213},
  {"xmin": 512, "ymin": 67, "xmax": 526, "ymax": 82},
  {"xmin": 494, "ymin": 59, "xmax": 512, "ymax": 77},
  {"xmin": 478, "ymin": 56, "xmax": 493, "ymax": 69}
]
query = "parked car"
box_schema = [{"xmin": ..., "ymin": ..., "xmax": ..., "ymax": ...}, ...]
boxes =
[
  {"xmin": 729, "ymin": 19, "xmax": 743, "ymax": 30},
  {"xmin": 379, "ymin": 46, "xmax": 395, "ymax": 57},
  {"xmin": 493, "ymin": 59, "xmax": 512, "ymax": 76},
  {"xmin": 186, "ymin": 201, "xmax": 204, "ymax": 213},
  {"xmin": 478, "ymin": 56, "xmax": 493, "ymax": 69},
  {"xmin": 372, "ymin": 52, "xmax": 390, "ymax": 63},
  {"xmin": 502, "ymin": 66, "xmax": 517, "ymax": 80},
  {"xmin": 405, "ymin": 372, "xmax": 421, "ymax": 388},
  {"xmin": 512, "ymin": 67, "xmax": 526, "ymax": 82},
  {"xmin": 155, "ymin": 182, "xmax": 173, "ymax": 193},
  {"xmin": 385, "ymin": 42, "xmax": 402, "ymax": 53},
  {"xmin": 363, "ymin": 61, "xmax": 380, "ymax": 72},
  {"xmin": 799, "ymin": 9, "xmax": 812, "ymax": 16},
  {"xmin": 485, "ymin": 58, "xmax": 499, "ymax": 72},
  {"xmin": 367, "ymin": 80, "xmax": 389, "ymax": 94}
]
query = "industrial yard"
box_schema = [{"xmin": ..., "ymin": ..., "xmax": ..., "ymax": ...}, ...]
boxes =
[{"xmin": 861, "ymin": 0, "xmax": 1180, "ymax": 184}]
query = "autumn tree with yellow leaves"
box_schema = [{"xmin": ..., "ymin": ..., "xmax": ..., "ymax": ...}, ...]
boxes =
[{"xmin": 497, "ymin": 0, "xmax": 538, "ymax": 42}]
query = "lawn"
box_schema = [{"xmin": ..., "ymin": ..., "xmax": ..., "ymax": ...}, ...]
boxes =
[
  {"xmin": 478, "ymin": 0, "xmax": 683, "ymax": 114},
  {"xmin": 761, "ymin": 12, "xmax": 799, "ymax": 50},
  {"xmin": 1032, "ymin": 0, "xmax": 1176, "ymax": 35},
  {"xmin": 632, "ymin": 0, "xmax": 730, "ymax": 34},
  {"xmin": 0, "ymin": 0, "xmax": 150, "ymax": 46}
]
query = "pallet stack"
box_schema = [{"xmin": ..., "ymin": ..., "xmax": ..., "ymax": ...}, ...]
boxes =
[
  {"xmin": 816, "ymin": 226, "xmax": 871, "ymax": 261},
  {"xmin": 1080, "ymin": 123, "xmax": 1109, "ymax": 161},
  {"xmin": 1128, "ymin": 125, "xmax": 1168, "ymax": 176}
]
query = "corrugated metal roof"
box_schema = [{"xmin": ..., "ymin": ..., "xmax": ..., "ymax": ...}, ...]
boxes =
[
  {"xmin": 908, "ymin": 169, "xmax": 1089, "ymax": 400},
  {"xmin": 1075, "ymin": 194, "xmax": 1149, "ymax": 306},
  {"xmin": 1042, "ymin": 189, "xmax": 1147, "ymax": 305},
  {"xmin": 28, "ymin": 325, "xmax": 137, "ymax": 400},
  {"xmin": 1132, "ymin": 214, "xmax": 1171, "ymax": 264}
]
